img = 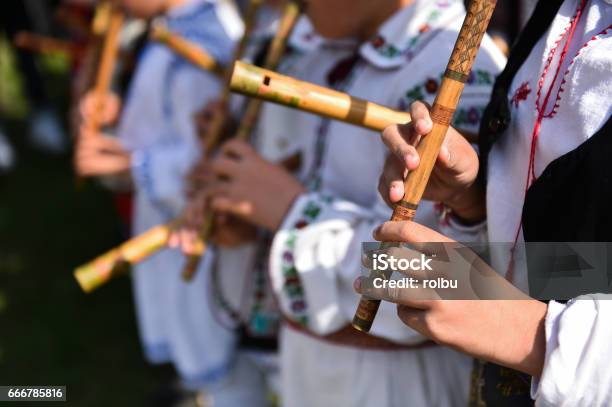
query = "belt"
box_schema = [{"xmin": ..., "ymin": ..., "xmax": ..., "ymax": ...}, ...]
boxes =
[{"xmin": 284, "ymin": 319, "xmax": 436, "ymax": 351}]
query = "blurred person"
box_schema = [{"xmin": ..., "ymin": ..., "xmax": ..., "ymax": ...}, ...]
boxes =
[
  {"xmin": 76, "ymin": 0, "xmax": 252, "ymax": 404},
  {"xmin": 189, "ymin": 0, "xmax": 506, "ymax": 405},
  {"xmin": 175, "ymin": 6, "xmax": 317, "ymax": 406},
  {"xmin": 356, "ymin": 0, "xmax": 612, "ymax": 405}
]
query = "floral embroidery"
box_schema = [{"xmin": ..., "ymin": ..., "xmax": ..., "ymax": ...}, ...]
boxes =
[
  {"xmin": 510, "ymin": 81, "xmax": 531, "ymax": 108},
  {"xmin": 452, "ymin": 106, "xmax": 484, "ymax": 127},
  {"xmin": 425, "ymin": 78, "xmax": 439, "ymax": 94},
  {"xmin": 281, "ymin": 198, "xmax": 331, "ymax": 327},
  {"xmin": 371, "ymin": 35, "xmax": 386, "ymax": 49},
  {"xmin": 398, "ymin": 70, "xmax": 494, "ymax": 112},
  {"xmin": 370, "ymin": 1, "xmax": 451, "ymax": 61}
]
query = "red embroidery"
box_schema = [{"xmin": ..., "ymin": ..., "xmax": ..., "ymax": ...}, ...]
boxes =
[
  {"xmin": 425, "ymin": 78, "xmax": 439, "ymax": 94},
  {"xmin": 510, "ymin": 81, "xmax": 531, "ymax": 108},
  {"xmin": 371, "ymin": 35, "xmax": 385, "ymax": 49},
  {"xmin": 505, "ymin": 1, "xmax": 612, "ymax": 282}
]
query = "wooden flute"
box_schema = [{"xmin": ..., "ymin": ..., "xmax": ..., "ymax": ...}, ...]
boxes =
[
  {"xmin": 180, "ymin": 0, "xmax": 264, "ymax": 281},
  {"xmin": 74, "ymin": 222, "xmax": 178, "ymax": 293},
  {"xmin": 181, "ymin": 1, "xmax": 302, "ymax": 280},
  {"xmin": 230, "ymin": 61, "xmax": 412, "ymax": 131},
  {"xmin": 14, "ymin": 32, "xmax": 82, "ymax": 59},
  {"xmin": 86, "ymin": 4, "xmax": 124, "ymax": 134},
  {"xmin": 352, "ymin": 0, "xmax": 497, "ymax": 333},
  {"xmin": 150, "ymin": 25, "xmax": 224, "ymax": 77}
]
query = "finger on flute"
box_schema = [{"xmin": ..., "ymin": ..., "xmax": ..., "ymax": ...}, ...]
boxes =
[{"xmin": 180, "ymin": 0, "xmax": 265, "ymax": 281}]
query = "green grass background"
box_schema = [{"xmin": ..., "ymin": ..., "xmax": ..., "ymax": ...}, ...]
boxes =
[{"xmin": 0, "ymin": 37, "xmax": 178, "ymax": 407}]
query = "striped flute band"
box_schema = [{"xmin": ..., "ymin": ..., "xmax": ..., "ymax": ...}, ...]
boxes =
[{"xmin": 393, "ymin": 201, "xmax": 419, "ymax": 221}]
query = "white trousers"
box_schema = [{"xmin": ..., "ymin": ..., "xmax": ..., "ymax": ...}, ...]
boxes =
[
  {"xmin": 203, "ymin": 350, "xmax": 280, "ymax": 407},
  {"xmin": 280, "ymin": 325, "xmax": 471, "ymax": 407}
]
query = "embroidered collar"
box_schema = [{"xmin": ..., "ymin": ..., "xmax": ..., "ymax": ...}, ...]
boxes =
[
  {"xmin": 164, "ymin": 0, "xmax": 244, "ymax": 41},
  {"xmin": 359, "ymin": 0, "xmax": 465, "ymax": 70},
  {"xmin": 287, "ymin": 17, "xmax": 325, "ymax": 53}
]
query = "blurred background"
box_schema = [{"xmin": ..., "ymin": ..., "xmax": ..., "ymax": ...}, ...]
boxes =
[{"xmin": 0, "ymin": 1, "xmax": 180, "ymax": 406}]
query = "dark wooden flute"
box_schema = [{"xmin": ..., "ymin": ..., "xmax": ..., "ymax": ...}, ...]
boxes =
[
  {"xmin": 87, "ymin": 5, "xmax": 124, "ymax": 133},
  {"xmin": 352, "ymin": 0, "xmax": 498, "ymax": 333},
  {"xmin": 181, "ymin": 1, "xmax": 302, "ymax": 280},
  {"xmin": 180, "ymin": 0, "xmax": 264, "ymax": 281}
]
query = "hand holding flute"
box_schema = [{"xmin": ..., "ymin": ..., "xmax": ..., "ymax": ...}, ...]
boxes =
[
  {"xmin": 352, "ymin": 0, "xmax": 497, "ymax": 333},
  {"xmin": 74, "ymin": 5, "xmax": 128, "ymax": 179}
]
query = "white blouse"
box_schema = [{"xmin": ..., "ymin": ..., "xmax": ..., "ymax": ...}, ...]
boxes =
[{"xmin": 260, "ymin": 0, "xmax": 506, "ymax": 343}]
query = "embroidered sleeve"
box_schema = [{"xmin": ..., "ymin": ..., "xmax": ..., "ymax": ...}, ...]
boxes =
[
  {"xmin": 131, "ymin": 62, "xmax": 220, "ymax": 218},
  {"xmin": 269, "ymin": 191, "xmax": 430, "ymax": 344}
]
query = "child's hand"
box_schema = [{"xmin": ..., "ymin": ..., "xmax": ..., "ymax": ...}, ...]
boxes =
[
  {"xmin": 354, "ymin": 220, "xmax": 546, "ymax": 377},
  {"xmin": 210, "ymin": 213, "xmax": 258, "ymax": 247},
  {"xmin": 379, "ymin": 101, "xmax": 484, "ymax": 223},
  {"xmin": 79, "ymin": 90, "xmax": 121, "ymax": 128},
  {"xmin": 74, "ymin": 128, "xmax": 131, "ymax": 176},
  {"xmin": 201, "ymin": 139, "xmax": 305, "ymax": 231}
]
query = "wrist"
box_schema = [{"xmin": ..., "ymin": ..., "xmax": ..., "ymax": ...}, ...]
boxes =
[
  {"xmin": 270, "ymin": 179, "xmax": 305, "ymax": 231},
  {"xmin": 445, "ymin": 182, "xmax": 486, "ymax": 225},
  {"xmin": 493, "ymin": 300, "xmax": 547, "ymax": 377}
]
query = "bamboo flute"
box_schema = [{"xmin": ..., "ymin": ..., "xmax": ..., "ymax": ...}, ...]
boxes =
[
  {"xmin": 74, "ymin": 222, "xmax": 177, "ymax": 293},
  {"xmin": 180, "ymin": 0, "xmax": 264, "ymax": 281},
  {"xmin": 230, "ymin": 61, "xmax": 412, "ymax": 131},
  {"xmin": 352, "ymin": 0, "xmax": 497, "ymax": 333},
  {"xmin": 150, "ymin": 26, "xmax": 224, "ymax": 77}
]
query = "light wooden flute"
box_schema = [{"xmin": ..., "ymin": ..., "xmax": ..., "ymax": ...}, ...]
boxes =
[
  {"xmin": 352, "ymin": 0, "xmax": 497, "ymax": 333},
  {"xmin": 150, "ymin": 25, "xmax": 224, "ymax": 77},
  {"xmin": 87, "ymin": 5, "xmax": 124, "ymax": 133},
  {"xmin": 181, "ymin": 0, "xmax": 264, "ymax": 281},
  {"xmin": 75, "ymin": 223, "xmax": 176, "ymax": 293},
  {"xmin": 230, "ymin": 61, "xmax": 412, "ymax": 131}
]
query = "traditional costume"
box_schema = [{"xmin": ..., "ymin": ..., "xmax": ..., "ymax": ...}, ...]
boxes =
[
  {"xmin": 115, "ymin": 0, "xmax": 245, "ymax": 393},
  {"xmin": 253, "ymin": 1, "xmax": 507, "ymax": 405}
]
